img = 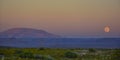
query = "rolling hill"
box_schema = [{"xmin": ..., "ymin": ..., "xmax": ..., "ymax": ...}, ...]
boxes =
[{"xmin": 0, "ymin": 28, "xmax": 60, "ymax": 38}]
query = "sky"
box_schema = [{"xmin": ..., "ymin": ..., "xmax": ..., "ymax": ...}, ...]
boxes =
[{"xmin": 0, "ymin": 0, "xmax": 120, "ymax": 37}]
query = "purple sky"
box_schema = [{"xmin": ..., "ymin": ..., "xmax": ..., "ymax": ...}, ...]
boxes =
[{"xmin": 0, "ymin": 0, "xmax": 120, "ymax": 37}]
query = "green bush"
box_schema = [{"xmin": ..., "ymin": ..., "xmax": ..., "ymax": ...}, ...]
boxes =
[
  {"xmin": 34, "ymin": 54, "xmax": 44, "ymax": 59},
  {"xmin": 15, "ymin": 50, "xmax": 23, "ymax": 54},
  {"xmin": 111, "ymin": 49, "xmax": 120, "ymax": 60},
  {"xmin": 89, "ymin": 48, "xmax": 96, "ymax": 52},
  {"xmin": 39, "ymin": 47, "xmax": 45, "ymax": 50},
  {"xmin": 19, "ymin": 52, "xmax": 34, "ymax": 58},
  {"xmin": 64, "ymin": 51, "xmax": 78, "ymax": 58},
  {"xmin": 34, "ymin": 54, "xmax": 54, "ymax": 60},
  {"xmin": 43, "ymin": 55, "xmax": 54, "ymax": 60}
]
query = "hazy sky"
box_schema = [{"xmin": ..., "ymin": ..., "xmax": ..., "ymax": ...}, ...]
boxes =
[{"xmin": 0, "ymin": 0, "xmax": 120, "ymax": 37}]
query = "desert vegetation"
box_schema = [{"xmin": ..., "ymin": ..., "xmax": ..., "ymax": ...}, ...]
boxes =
[{"xmin": 0, "ymin": 47, "xmax": 119, "ymax": 60}]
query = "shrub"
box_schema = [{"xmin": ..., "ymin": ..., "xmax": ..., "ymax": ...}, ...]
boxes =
[
  {"xmin": 34, "ymin": 54, "xmax": 44, "ymax": 59},
  {"xmin": 44, "ymin": 55, "xmax": 54, "ymax": 60},
  {"xmin": 39, "ymin": 47, "xmax": 45, "ymax": 50},
  {"xmin": 19, "ymin": 52, "xmax": 34, "ymax": 58},
  {"xmin": 0, "ymin": 53, "xmax": 4, "ymax": 56},
  {"xmin": 111, "ymin": 49, "xmax": 120, "ymax": 60},
  {"xmin": 15, "ymin": 50, "xmax": 23, "ymax": 54},
  {"xmin": 34, "ymin": 54, "xmax": 54, "ymax": 60},
  {"xmin": 64, "ymin": 51, "xmax": 78, "ymax": 58},
  {"xmin": 89, "ymin": 48, "xmax": 96, "ymax": 52}
]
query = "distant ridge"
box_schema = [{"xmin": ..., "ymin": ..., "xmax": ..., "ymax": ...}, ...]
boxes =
[{"xmin": 0, "ymin": 28, "xmax": 60, "ymax": 38}]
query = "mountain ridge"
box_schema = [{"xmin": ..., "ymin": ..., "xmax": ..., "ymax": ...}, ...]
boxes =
[{"xmin": 0, "ymin": 28, "xmax": 60, "ymax": 38}]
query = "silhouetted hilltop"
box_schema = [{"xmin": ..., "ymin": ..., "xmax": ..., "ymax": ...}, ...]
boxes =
[{"xmin": 0, "ymin": 28, "xmax": 60, "ymax": 38}]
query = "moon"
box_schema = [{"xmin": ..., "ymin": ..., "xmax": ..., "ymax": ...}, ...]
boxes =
[{"xmin": 104, "ymin": 26, "xmax": 110, "ymax": 33}]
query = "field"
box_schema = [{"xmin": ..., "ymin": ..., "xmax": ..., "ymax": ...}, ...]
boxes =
[{"xmin": 0, "ymin": 47, "xmax": 120, "ymax": 60}]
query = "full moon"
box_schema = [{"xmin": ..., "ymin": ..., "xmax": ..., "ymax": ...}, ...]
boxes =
[{"xmin": 104, "ymin": 26, "xmax": 110, "ymax": 33}]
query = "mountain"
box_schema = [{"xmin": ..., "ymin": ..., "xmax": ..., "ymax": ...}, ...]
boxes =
[{"xmin": 0, "ymin": 28, "xmax": 60, "ymax": 38}]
